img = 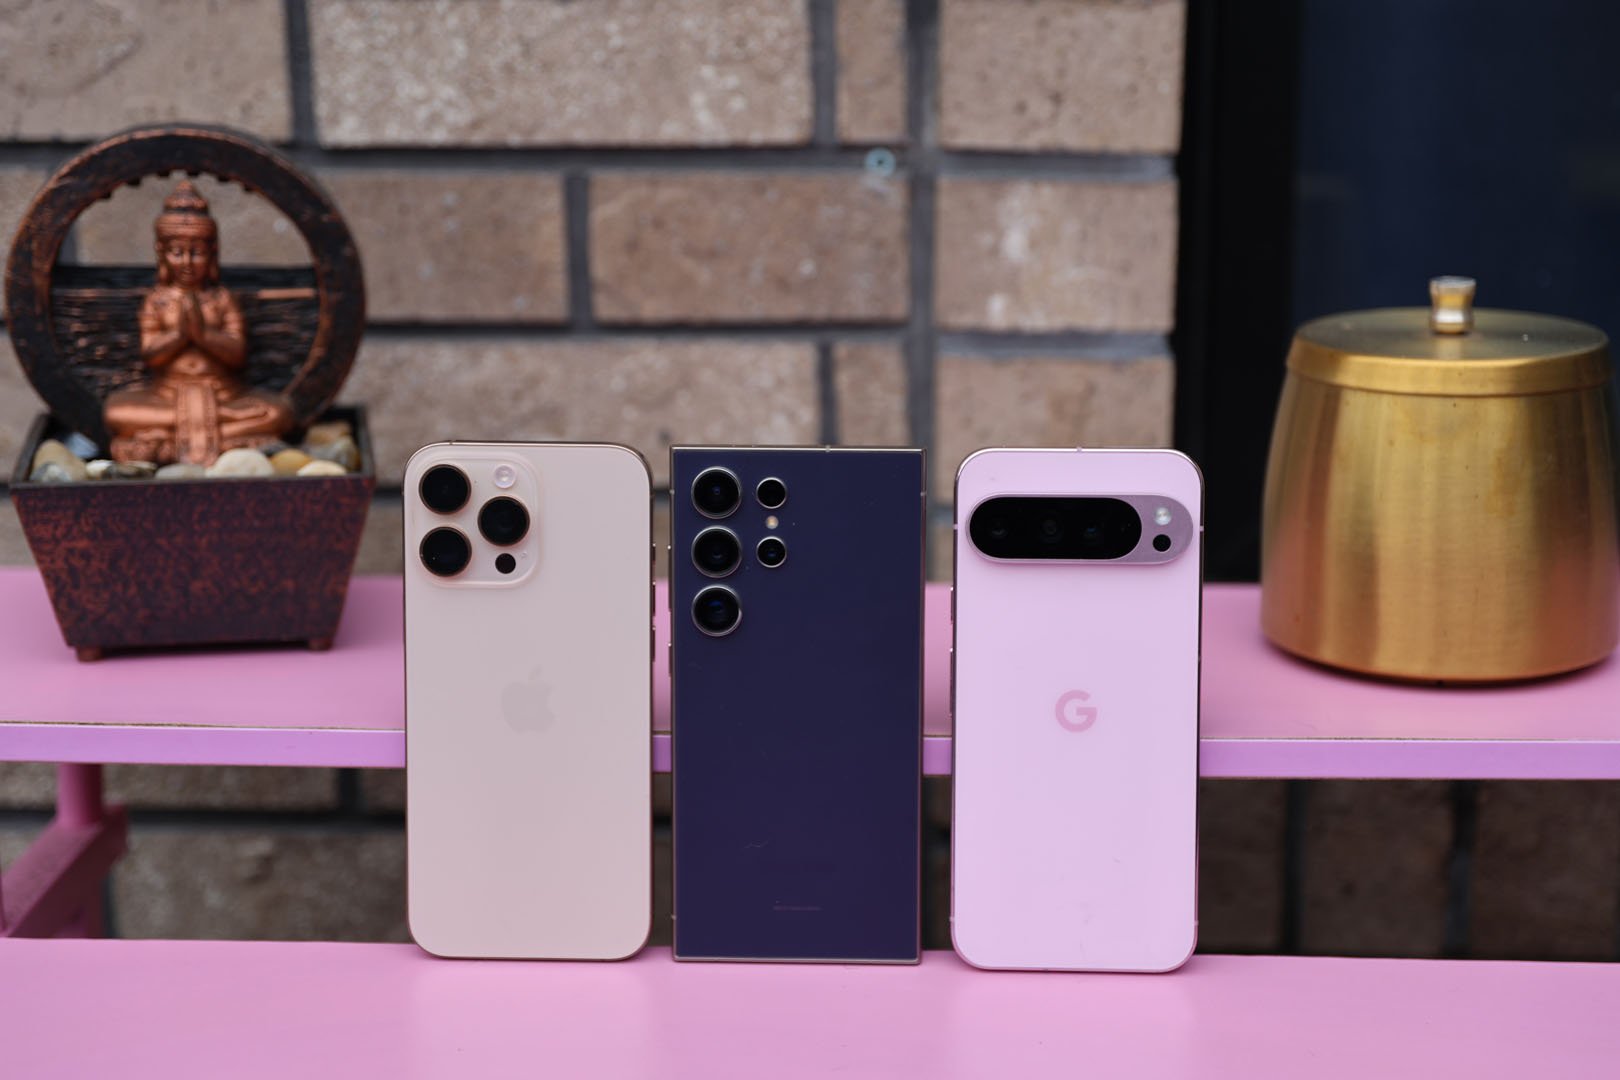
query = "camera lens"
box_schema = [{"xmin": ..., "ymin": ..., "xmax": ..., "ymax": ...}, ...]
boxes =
[
  {"xmin": 692, "ymin": 527, "xmax": 742, "ymax": 578},
  {"xmin": 1080, "ymin": 523, "xmax": 1104, "ymax": 548},
  {"xmin": 757, "ymin": 536, "xmax": 786, "ymax": 568},
  {"xmin": 1039, "ymin": 517, "xmax": 1063, "ymax": 544},
  {"xmin": 756, "ymin": 477, "xmax": 787, "ymax": 509},
  {"xmin": 692, "ymin": 468, "xmax": 741, "ymax": 518},
  {"xmin": 419, "ymin": 465, "xmax": 470, "ymax": 514},
  {"xmin": 477, "ymin": 497, "xmax": 530, "ymax": 546},
  {"xmin": 987, "ymin": 517, "xmax": 1010, "ymax": 541},
  {"xmin": 1153, "ymin": 533, "xmax": 1172, "ymax": 553},
  {"xmin": 419, "ymin": 527, "xmax": 471, "ymax": 577},
  {"xmin": 692, "ymin": 586, "xmax": 741, "ymax": 636}
]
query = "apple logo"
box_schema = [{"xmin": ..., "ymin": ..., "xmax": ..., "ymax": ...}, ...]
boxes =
[
  {"xmin": 502, "ymin": 666, "xmax": 555, "ymax": 732},
  {"xmin": 1055, "ymin": 689, "xmax": 1098, "ymax": 733}
]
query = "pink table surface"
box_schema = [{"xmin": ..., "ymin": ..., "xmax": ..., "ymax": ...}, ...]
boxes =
[
  {"xmin": 1, "ymin": 568, "xmax": 1617, "ymax": 778},
  {"xmin": 2, "ymin": 940, "xmax": 1616, "ymax": 1079}
]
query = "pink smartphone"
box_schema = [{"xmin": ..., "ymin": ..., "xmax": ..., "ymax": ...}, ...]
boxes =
[
  {"xmin": 951, "ymin": 447, "xmax": 1202, "ymax": 972},
  {"xmin": 404, "ymin": 442, "xmax": 652, "ymax": 960}
]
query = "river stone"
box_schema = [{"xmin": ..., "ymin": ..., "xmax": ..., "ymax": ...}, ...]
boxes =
[
  {"xmin": 297, "ymin": 459, "xmax": 347, "ymax": 478},
  {"xmin": 155, "ymin": 463, "xmax": 208, "ymax": 480},
  {"xmin": 206, "ymin": 448, "xmax": 274, "ymax": 478},
  {"xmin": 29, "ymin": 461, "xmax": 76, "ymax": 483},
  {"xmin": 85, "ymin": 459, "xmax": 117, "ymax": 480},
  {"xmin": 309, "ymin": 435, "xmax": 360, "ymax": 472},
  {"xmin": 31, "ymin": 439, "xmax": 87, "ymax": 482},
  {"xmin": 303, "ymin": 420, "xmax": 353, "ymax": 447},
  {"xmin": 271, "ymin": 449, "xmax": 313, "ymax": 476}
]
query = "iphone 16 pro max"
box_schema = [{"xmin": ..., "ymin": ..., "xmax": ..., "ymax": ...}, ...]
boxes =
[
  {"xmin": 670, "ymin": 447, "xmax": 926, "ymax": 963},
  {"xmin": 404, "ymin": 442, "xmax": 652, "ymax": 959},
  {"xmin": 952, "ymin": 448, "xmax": 1202, "ymax": 972}
]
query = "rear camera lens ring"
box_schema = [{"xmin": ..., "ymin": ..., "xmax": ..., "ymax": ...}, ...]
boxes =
[
  {"xmin": 692, "ymin": 467, "xmax": 742, "ymax": 519},
  {"xmin": 756, "ymin": 536, "xmax": 787, "ymax": 568},
  {"xmin": 1152, "ymin": 533, "xmax": 1172, "ymax": 553},
  {"xmin": 419, "ymin": 464, "xmax": 470, "ymax": 515},
  {"xmin": 419, "ymin": 526, "xmax": 472, "ymax": 578},
  {"xmin": 477, "ymin": 496, "xmax": 530, "ymax": 546},
  {"xmin": 756, "ymin": 477, "xmax": 787, "ymax": 510},
  {"xmin": 692, "ymin": 586, "xmax": 742, "ymax": 637},
  {"xmin": 691, "ymin": 526, "xmax": 742, "ymax": 578}
]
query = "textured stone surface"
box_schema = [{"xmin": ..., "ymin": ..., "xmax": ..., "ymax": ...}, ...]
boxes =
[
  {"xmin": 360, "ymin": 769, "xmax": 405, "ymax": 814},
  {"xmin": 0, "ymin": 496, "xmax": 33, "ymax": 567},
  {"xmin": 354, "ymin": 494, "xmax": 403, "ymax": 575},
  {"xmin": 939, "ymin": 0, "xmax": 1185, "ymax": 152},
  {"xmin": 0, "ymin": 762, "xmax": 54, "ymax": 809},
  {"xmin": 325, "ymin": 172, "xmax": 567, "ymax": 321},
  {"xmin": 837, "ymin": 0, "xmax": 907, "ymax": 144},
  {"xmin": 0, "ymin": 168, "xmax": 49, "ymax": 314},
  {"xmin": 1198, "ymin": 780, "xmax": 1287, "ymax": 952},
  {"xmin": 932, "ymin": 354, "xmax": 1173, "ymax": 494},
  {"xmin": 591, "ymin": 173, "xmax": 908, "ymax": 323},
  {"xmin": 0, "ymin": 340, "xmax": 46, "ymax": 478},
  {"xmin": 113, "ymin": 826, "xmax": 408, "ymax": 941},
  {"xmin": 834, "ymin": 343, "xmax": 909, "ymax": 444},
  {"xmin": 935, "ymin": 179, "xmax": 1178, "ymax": 331},
  {"xmin": 0, "ymin": 0, "xmax": 290, "ymax": 140},
  {"xmin": 1469, "ymin": 781, "xmax": 1620, "ymax": 960},
  {"xmin": 1300, "ymin": 781, "xmax": 1453, "ymax": 957},
  {"xmin": 0, "ymin": 764, "xmax": 337, "ymax": 811},
  {"xmin": 310, "ymin": 0, "xmax": 811, "ymax": 147},
  {"xmin": 344, "ymin": 339, "xmax": 819, "ymax": 485},
  {"xmin": 73, "ymin": 175, "xmax": 310, "ymax": 266}
]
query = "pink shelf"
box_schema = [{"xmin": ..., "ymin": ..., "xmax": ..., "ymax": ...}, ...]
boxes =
[
  {"xmin": 1, "ymin": 568, "xmax": 1616, "ymax": 779},
  {"xmin": 2, "ymin": 940, "xmax": 1616, "ymax": 1078}
]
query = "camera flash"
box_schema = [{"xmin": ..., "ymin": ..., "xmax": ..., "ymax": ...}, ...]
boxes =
[
  {"xmin": 1154, "ymin": 506, "xmax": 1172, "ymax": 526},
  {"xmin": 765, "ymin": 515, "xmax": 780, "ymax": 529},
  {"xmin": 493, "ymin": 464, "xmax": 517, "ymax": 489}
]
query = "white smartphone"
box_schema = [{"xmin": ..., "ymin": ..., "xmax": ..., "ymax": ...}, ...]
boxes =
[
  {"xmin": 404, "ymin": 441, "xmax": 652, "ymax": 959},
  {"xmin": 951, "ymin": 447, "xmax": 1202, "ymax": 972}
]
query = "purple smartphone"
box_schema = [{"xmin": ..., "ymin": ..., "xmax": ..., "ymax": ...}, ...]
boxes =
[
  {"xmin": 951, "ymin": 447, "xmax": 1203, "ymax": 972},
  {"xmin": 669, "ymin": 446, "xmax": 925, "ymax": 963}
]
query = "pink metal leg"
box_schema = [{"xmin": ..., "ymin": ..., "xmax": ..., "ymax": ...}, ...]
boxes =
[{"xmin": 0, "ymin": 763, "xmax": 126, "ymax": 938}]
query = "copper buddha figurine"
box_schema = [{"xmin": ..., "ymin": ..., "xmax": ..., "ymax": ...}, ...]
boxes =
[{"xmin": 104, "ymin": 180, "xmax": 293, "ymax": 465}]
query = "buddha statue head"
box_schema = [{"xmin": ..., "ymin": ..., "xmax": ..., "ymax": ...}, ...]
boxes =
[{"xmin": 153, "ymin": 180, "xmax": 220, "ymax": 291}]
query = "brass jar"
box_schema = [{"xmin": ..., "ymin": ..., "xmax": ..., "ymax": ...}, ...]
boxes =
[{"xmin": 1261, "ymin": 277, "xmax": 1618, "ymax": 682}]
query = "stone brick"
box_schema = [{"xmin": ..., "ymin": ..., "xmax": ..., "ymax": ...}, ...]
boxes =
[
  {"xmin": 0, "ymin": 169, "xmax": 49, "ymax": 307},
  {"xmin": 325, "ymin": 172, "xmax": 567, "ymax": 322},
  {"xmin": 1300, "ymin": 781, "xmax": 1453, "ymax": 957},
  {"xmin": 0, "ymin": 340, "xmax": 47, "ymax": 479},
  {"xmin": 1469, "ymin": 781, "xmax": 1620, "ymax": 960},
  {"xmin": 72, "ymin": 175, "xmax": 310, "ymax": 266},
  {"xmin": 1198, "ymin": 780, "xmax": 1287, "ymax": 952},
  {"xmin": 360, "ymin": 769, "xmax": 405, "ymax": 814},
  {"xmin": 0, "ymin": 762, "xmax": 54, "ymax": 809},
  {"xmin": 343, "ymin": 339, "xmax": 819, "ymax": 485},
  {"xmin": 935, "ymin": 179, "xmax": 1177, "ymax": 332},
  {"xmin": 0, "ymin": 0, "xmax": 290, "ymax": 141},
  {"xmin": 837, "ymin": 0, "xmax": 907, "ymax": 144},
  {"xmin": 113, "ymin": 825, "xmax": 408, "ymax": 941},
  {"xmin": 591, "ymin": 173, "xmax": 908, "ymax": 323},
  {"xmin": 310, "ymin": 0, "xmax": 811, "ymax": 147},
  {"xmin": 0, "ymin": 764, "xmax": 337, "ymax": 812},
  {"xmin": 928, "ymin": 519, "xmax": 954, "ymax": 582},
  {"xmin": 834, "ymin": 343, "xmax": 910, "ymax": 444},
  {"xmin": 931, "ymin": 353, "xmax": 1174, "ymax": 494},
  {"xmin": 0, "ymin": 496, "xmax": 33, "ymax": 567},
  {"xmin": 354, "ymin": 494, "xmax": 403, "ymax": 576},
  {"xmin": 939, "ymin": 0, "xmax": 1185, "ymax": 152}
]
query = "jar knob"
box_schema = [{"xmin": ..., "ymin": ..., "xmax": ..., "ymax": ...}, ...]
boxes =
[{"xmin": 1429, "ymin": 276, "xmax": 1476, "ymax": 335}]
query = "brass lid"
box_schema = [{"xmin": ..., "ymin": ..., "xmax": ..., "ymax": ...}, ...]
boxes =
[{"xmin": 1289, "ymin": 277, "xmax": 1610, "ymax": 396}]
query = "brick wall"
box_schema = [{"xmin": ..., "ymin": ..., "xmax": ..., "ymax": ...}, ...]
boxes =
[{"xmin": 0, "ymin": 0, "xmax": 1615, "ymax": 959}]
